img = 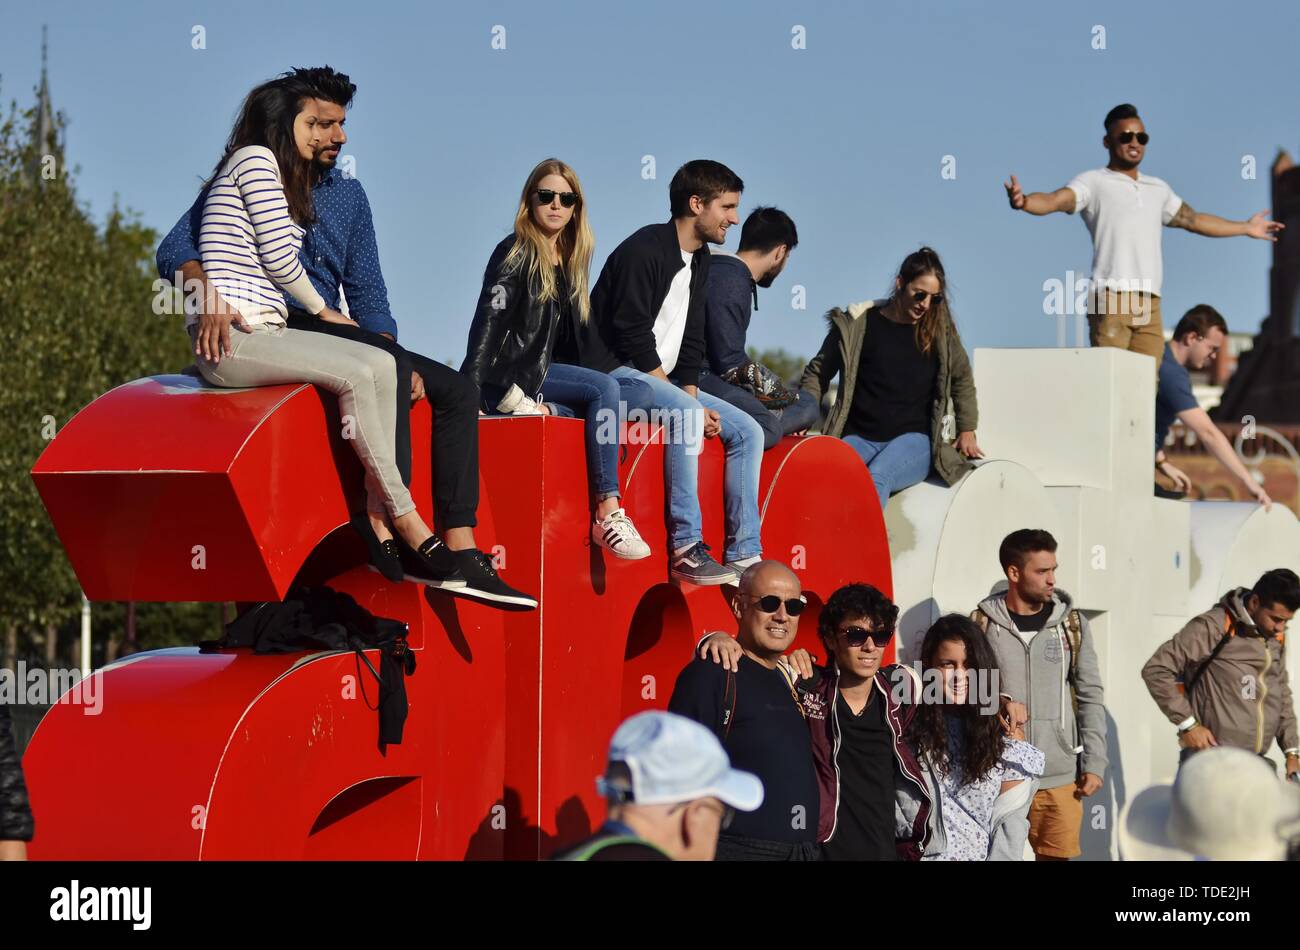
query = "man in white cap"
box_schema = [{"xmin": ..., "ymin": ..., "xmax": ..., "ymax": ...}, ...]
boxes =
[
  {"xmin": 1119, "ymin": 746, "xmax": 1300, "ymax": 860},
  {"xmin": 556, "ymin": 710, "xmax": 764, "ymax": 861}
]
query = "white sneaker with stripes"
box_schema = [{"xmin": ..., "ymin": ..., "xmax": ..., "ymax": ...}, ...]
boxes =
[{"xmin": 592, "ymin": 509, "xmax": 652, "ymax": 560}]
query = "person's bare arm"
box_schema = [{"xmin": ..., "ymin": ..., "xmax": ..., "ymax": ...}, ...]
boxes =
[
  {"xmin": 1168, "ymin": 202, "xmax": 1284, "ymax": 241},
  {"xmin": 1005, "ymin": 175, "xmax": 1076, "ymax": 215},
  {"xmin": 0, "ymin": 840, "xmax": 26, "ymax": 861},
  {"xmin": 1178, "ymin": 407, "xmax": 1272, "ymax": 507},
  {"xmin": 181, "ymin": 260, "xmax": 250, "ymax": 364}
]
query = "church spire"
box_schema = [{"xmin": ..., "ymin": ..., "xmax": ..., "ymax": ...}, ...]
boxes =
[{"xmin": 31, "ymin": 25, "xmax": 56, "ymax": 185}]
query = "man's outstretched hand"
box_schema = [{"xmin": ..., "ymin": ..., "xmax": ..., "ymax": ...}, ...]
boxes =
[
  {"xmin": 1246, "ymin": 210, "xmax": 1285, "ymax": 242},
  {"xmin": 1004, "ymin": 174, "xmax": 1026, "ymax": 211}
]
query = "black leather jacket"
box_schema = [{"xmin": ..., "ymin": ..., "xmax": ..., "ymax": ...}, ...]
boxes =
[
  {"xmin": 462, "ymin": 237, "xmax": 567, "ymax": 399},
  {"xmin": 0, "ymin": 703, "xmax": 34, "ymax": 842}
]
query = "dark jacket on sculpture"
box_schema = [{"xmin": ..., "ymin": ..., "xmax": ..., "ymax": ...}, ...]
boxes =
[
  {"xmin": 589, "ymin": 221, "xmax": 711, "ymax": 387},
  {"xmin": 465, "ymin": 237, "xmax": 620, "ymax": 391},
  {"xmin": 799, "ymin": 298, "xmax": 979, "ymax": 486},
  {"xmin": 463, "ymin": 236, "xmax": 563, "ymax": 397},
  {"xmin": 0, "ymin": 702, "xmax": 34, "ymax": 842}
]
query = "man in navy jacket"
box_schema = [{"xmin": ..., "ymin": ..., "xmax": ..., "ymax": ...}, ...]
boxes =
[{"xmin": 578, "ymin": 160, "xmax": 764, "ymax": 586}]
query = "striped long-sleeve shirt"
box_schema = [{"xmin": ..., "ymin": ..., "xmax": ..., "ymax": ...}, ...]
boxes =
[{"xmin": 192, "ymin": 145, "xmax": 326, "ymax": 327}]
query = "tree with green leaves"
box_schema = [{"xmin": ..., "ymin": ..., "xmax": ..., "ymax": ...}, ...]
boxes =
[{"xmin": 0, "ymin": 86, "xmax": 221, "ymax": 672}]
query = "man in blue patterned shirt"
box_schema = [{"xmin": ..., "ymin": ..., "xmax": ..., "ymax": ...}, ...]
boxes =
[{"xmin": 156, "ymin": 66, "xmax": 535, "ymax": 608}]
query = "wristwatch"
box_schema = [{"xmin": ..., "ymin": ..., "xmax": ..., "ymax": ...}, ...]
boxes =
[{"xmin": 1176, "ymin": 717, "xmax": 1197, "ymax": 734}]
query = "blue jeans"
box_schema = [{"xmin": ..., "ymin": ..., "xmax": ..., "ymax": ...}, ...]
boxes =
[
  {"xmin": 538, "ymin": 363, "xmax": 646, "ymax": 502},
  {"xmin": 696, "ymin": 373, "xmax": 822, "ymax": 451},
  {"xmin": 611, "ymin": 366, "xmax": 763, "ymax": 562},
  {"xmin": 842, "ymin": 432, "xmax": 931, "ymax": 508}
]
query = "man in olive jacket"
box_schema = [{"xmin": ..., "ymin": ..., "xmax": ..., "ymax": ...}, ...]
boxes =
[
  {"xmin": 799, "ymin": 283, "xmax": 981, "ymax": 502},
  {"xmin": 1142, "ymin": 568, "xmax": 1300, "ymax": 779}
]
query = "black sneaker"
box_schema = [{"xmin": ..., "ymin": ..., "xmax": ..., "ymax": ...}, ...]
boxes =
[
  {"xmin": 399, "ymin": 536, "xmax": 467, "ymax": 589},
  {"xmin": 670, "ymin": 542, "xmax": 740, "ymax": 586},
  {"xmin": 451, "ymin": 549, "xmax": 538, "ymax": 609}
]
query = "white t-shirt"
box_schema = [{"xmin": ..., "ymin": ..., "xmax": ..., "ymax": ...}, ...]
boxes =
[
  {"xmin": 1066, "ymin": 167, "xmax": 1183, "ymax": 297},
  {"xmin": 653, "ymin": 249, "xmax": 695, "ymax": 375}
]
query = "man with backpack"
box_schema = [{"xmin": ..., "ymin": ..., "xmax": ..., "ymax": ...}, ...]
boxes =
[
  {"xmin": 969, "ymin": 529, "xmax": 1108, "ymax": 861},
  {"xmin": 1142, "ymin": 568, "xmax": 1300, "ymax": 779},
  {"xmin": 668, "ymin": 561, "xmax": 820, "ymax": 860}
]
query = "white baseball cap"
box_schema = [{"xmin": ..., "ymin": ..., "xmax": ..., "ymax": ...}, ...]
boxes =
[
  {"xmin": 596, "ymin": 711, "xmax": 764, "ymax": 812},
  {"xmin": 1119, "ymin": 747, "xmax": 1300, "ymax": 860}
]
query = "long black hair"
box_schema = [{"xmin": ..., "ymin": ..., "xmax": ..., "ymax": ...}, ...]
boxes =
[
  {"xmin": 205, "ymin": 76, "xmax": 318, "ymax": 225},
  {"xmin": 905, "ymin": 614, "xmax": 1006, "ymax": 786}
]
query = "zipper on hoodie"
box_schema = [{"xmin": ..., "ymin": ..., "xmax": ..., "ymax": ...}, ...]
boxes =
[
  {"xmin": 885, "ymin": 673, "xmax": 933, "ymax": 851},
  {"xmin": 1256, "ymin": 638, "xmax": 1271, "ymax": 754},
  {"xmin": 827, "ymin": 669, "xmax": 843, "ymax": 842}
]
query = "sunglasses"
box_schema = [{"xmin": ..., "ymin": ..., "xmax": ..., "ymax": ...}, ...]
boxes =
[
  {"xmin": 910, "ymin": 289, "xmax": 943, "ymax": 306},
  {"xmin": 749, "ymin": 594, "xmax": 808, "ymax": 616},
  {"xmin": 535, "ymin": 189, "xmax": 579, "ymax": 208},
  {"xmin": 1114, "ymin": 131, "xmax": 1150, "ymax": 146},
  {"xmin": 839, "ymin": 625, "xmax": 894, "ymax": 648}
]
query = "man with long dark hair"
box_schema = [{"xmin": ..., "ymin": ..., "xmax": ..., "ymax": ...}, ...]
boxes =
[{"xmin": 156, "ymin": 66, "xmax": 534, "ymax": 608}]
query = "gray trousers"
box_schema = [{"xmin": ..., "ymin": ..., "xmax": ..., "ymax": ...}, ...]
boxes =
[{"xmin": 191, "ymin": 322, "xmax": 415, "ymax": 518}]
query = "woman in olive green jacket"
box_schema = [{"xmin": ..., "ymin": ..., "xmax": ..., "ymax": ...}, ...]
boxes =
[{"xmin": 799, "ymin": 247, "xmax": 983, "ymax": 506}]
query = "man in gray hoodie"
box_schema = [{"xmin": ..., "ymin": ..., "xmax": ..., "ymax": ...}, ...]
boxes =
[{"xmin": 970, "ymin": 529, "xmax": 1108, "ymax": 861}]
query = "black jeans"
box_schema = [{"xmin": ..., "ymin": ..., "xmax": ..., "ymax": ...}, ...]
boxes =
[
  {"xmin": 713, "ymin": 834, "xmax": 822, "ymax": 861},
  {"xmin": 287, "ymin": 312, "xmax": 480, "ymax": 531}
]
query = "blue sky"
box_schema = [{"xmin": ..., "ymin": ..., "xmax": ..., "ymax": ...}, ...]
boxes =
[{"xmin": 4, "ymin": 0, "xmax": 1297, "ymax": 364}]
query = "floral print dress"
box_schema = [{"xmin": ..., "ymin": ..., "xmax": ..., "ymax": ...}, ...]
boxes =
[{"xmin": 921, "ymin": 718, "xmax": 1045, "ymax": 861}]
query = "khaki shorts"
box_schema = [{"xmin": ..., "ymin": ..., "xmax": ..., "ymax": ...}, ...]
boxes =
[
  {"xmin": 1027, "ymin": 782, "xmax": 1083, "ymax": 859},
  {"xmin": 1087, "ymin": 290, "xmax": 1164, "ymax": 369}
]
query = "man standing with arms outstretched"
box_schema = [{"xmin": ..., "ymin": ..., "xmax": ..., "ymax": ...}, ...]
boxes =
[{"xmin": 1005, "ymin": 103, "xmax": 1282, "ymax": 367}]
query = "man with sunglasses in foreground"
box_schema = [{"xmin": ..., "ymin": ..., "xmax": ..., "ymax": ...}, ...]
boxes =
[
  {"xmin": 1005, "ymin": 103, "xmax": 1282, "ymax": 368},
  {"xmin": 670, "ymin": 561, "xmax": 821, "ymax": 860}
]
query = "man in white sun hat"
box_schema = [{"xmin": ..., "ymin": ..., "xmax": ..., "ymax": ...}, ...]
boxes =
[
  {"xmin": 557, "ymin": 710, "xmax": 765, "ymax": 861},
  {"xmin": 1119, "ymin": 746, "xmax": 1300, "ymax": 861}
]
